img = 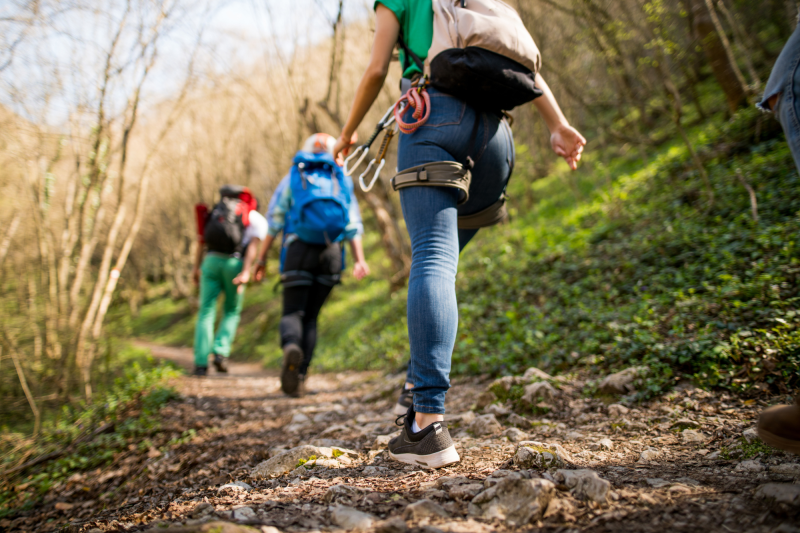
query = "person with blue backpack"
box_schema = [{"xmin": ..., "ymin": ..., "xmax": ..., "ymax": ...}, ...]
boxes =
[{"xmin": 255, "ymin": 133, "xmax": 370, "ymax": 396}]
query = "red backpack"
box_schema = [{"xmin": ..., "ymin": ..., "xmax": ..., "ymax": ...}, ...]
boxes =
[{"xmin": 195, "ymin": 186, "xmax": 257, "ymax": 254}]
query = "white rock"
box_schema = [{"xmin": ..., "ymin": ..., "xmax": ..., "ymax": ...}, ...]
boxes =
[
  {"xmin": 402, "ymin": 499, "xmax": 450, "ymax": 520},
  {"xmin": 521, "ymin": 381, "xmax": 558, "ymax": 405},
  {"xmin": 218, "ymin": 480, "xmax": 253, "ymax": 492},
  {"xmin": 324, "ymin": 484, "xmax": 370, "ymax": 504},
  {"xmin": 754, "ymin": 483, "xmax": 800, "ymax": 505},
  {"xmin": 735, "ymin": 460, "xmax": 765, "ymax": 473},
  {"xmin": 554, "ymin": 469, "xmax": 610, "ymax": 503},
  {"xmin": 565, "ymin": 431, "xmax": 584, "ymax": 441},
  {"xmin": 598, "ymin": 438, "xmax": 614, "ymax": 451},
  {"xmin": 522, "ymin": 367, "xmax": 553, "ymax": 382},
  {"xmin": 363, "ymin": 466, "xmax": 388, "ymax": 475},
  {"xmin": 646, "ymin": 478, "xmax": 669, "ymax": 488},
  {"xmin": 459, "ymin": 411, "xmax": 477, "ymax": 425},
  {"xmin": 513, "ymin": 441, "xmax": 571, "ymax": 468},
  {"xmin": 468, "ymin": 477, "xmax": 555, "ymax": 526},
  {"xmin": 507, "ymin": 413, "xmax": 532, "ymax": 428},
  {"xmin": 251, "ymin": 445, "xmax": 332, "ymax": 479},
  {"xmin": 503, "ymin": 427, "xmax": 528, "ymax": 443},
  {"xmin": 770, "ymin": 464, "xmax": 800, "ymax": 476},
  {"xmin": 260, "ymin": 527, "xmax": 282, "ymax": 533},
  {"xmin": 331, "ymin": 504, "xmax": 376, "ymax": 530},
  {"xmin": 681, "ymin": 429, "xmax": 707, "ymax": 444},
  {"xmin": 638, "ymin": 448, "xmax": 660, "ymax": 463},
  {"xmin": 290, "ymin": 412, "xmax": 311, "ymax": 424},
  {"xmin": 449, "ymin": 483, "xmax": 484, "ymax": 500},
  {"xmin": 484, "ymin": 403, "xmax": 511, "ymax": 417},
  {"xmin": 469, "ymin": 414, "xmax": 503, "ymax": 436},
  {"xmin": 706, "ymin": 451, "xmax": 721, "ymax": 460},
  {"xmin": 598, "ymin": 367, "xmax": 645, "ymax": 395},
  {"xmin": 743, "ymin": 427, "xmax": 759, "ymax": 443},
  {"xmin": 607, "ymin": 404, "xmax": 629, "ymax": 418},
  {"xmin": 484, "ymin": 470, "xmax": 524, "ymax": 489},
  {"xmin": 231, "ymin": 506, "xmax": 257, "ymax": 521}
]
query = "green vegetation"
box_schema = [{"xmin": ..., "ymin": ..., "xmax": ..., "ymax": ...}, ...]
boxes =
[
  {"xmin": 0, "ymin": 346, "xmax": 181, "ymax": 517},
  {"xmin": 122, "ymin": 105, "xmax": 800, "ymax": 401}
]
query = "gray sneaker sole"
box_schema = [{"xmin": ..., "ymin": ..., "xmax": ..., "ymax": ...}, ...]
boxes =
[{"xmin": 389, "ymin": 446, "xmax": 460, "ymax": 469}]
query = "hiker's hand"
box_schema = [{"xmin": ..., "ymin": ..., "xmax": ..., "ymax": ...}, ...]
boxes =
[
  {"xmin": 255, "ymin": 264, "xmax": 266, "ymax": 282},
  {"xmin": 334, "ymin": 131, "xmax": 358, "ymax": 166},
  {"xmin": 192, "ymin": 268, "xmax": 200, "ymax": 286},
  {"xmin": 353, "ymin": 260, "xmax": 370, "ymax": 281},
  {"xmin": 233, "ymin": 270, "xmax": 250, "ymax": 286},
  {"xmin": 550, "ymin": 124, "xmax": 586, "ymax": 171}
]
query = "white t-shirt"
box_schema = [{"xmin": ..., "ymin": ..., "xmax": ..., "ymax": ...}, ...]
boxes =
[{"xmin": 242, "ymin": 210, "xmax": 268, "ymax": 248}]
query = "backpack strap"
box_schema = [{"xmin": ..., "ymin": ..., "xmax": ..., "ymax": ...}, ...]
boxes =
[{"xmin": 397, "ymin": 33, "xmax": 425, "ymax": 73}]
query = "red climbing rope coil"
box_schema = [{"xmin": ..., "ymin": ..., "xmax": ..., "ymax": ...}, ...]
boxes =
[{"xmin": 393, "ymin": 85, "xmax": 431, "ymax": 134}]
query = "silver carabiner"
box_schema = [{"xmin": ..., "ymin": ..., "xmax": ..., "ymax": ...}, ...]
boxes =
[
  {"xmin": 343, "ymin": 145, "xmax": 370, "ymax": 177},
  {"xmin": 359, "ymin": 158, "xmax": 386, "ymax": 192}
]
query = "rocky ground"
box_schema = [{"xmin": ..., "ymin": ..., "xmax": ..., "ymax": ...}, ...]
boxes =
[{"xmin": 4, "ymin": 345, "xmax": 800, "ymax": 533}]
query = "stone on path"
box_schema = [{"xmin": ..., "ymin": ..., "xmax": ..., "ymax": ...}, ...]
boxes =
[
  {"xmin": 554, "ymin": 469, "xmax": 610, "ymax": 503},
  {"xmin": 646, "ymin": 478, "xmax": 669, "ymax": 488},
  {"xmin": 507, "ymin": 413, "xmax": 533, "ymax": 428},
  {"xmin": 323, "ymin": 484, "xmax": 371, "ymax": 505},
  {"xmin": 330, "ymin": 505, "xmax": 376, "ymax": 530},
  {"xmin": 598, "ymin": 438, "xmax": 613, "ymax": 450},
  {"xmin": 771, "ymin": 463, "xmax": 800, "ymax": 476},
  {"xmin": 638, "ymin": 447, "xmax": 660, "ymax": 463},
  {"xmin": 469, "ymin": 414, "xmax": 503, "ymax": 436},
  {"xmin": 402, "ymin": 499, "xmax": 450, "ymax": 521},
  {"xmin": 520, "ymin": 381, "xmax": 558, "ymax": 406},
  {"xmin": 607, "ymin": 404, "xmax": 629, "ymax": 417},
  {"xmin": 681, "ymin": 429, "xmax": 706, "ymax": 444},
  {"xmin": 475, "ymin": 391, "xmax": 497, "ymax": 410},
  {"xmin": 375, "ymin": 517, "xmax": 409, "ymax": 533},
  {"xmin": 218, "ymin": 481, "xmax": 252, "ymax": 492},
  {"xmin": 736, "ymin": 460, "xmax": 766, "ymax": 473},
  {"xmin": 449, "ymin": 483, "xmax": 484, "ymax": 500},
  {"xmin": 743, "ymin": 427, "xmax": 759, "ymax": 443},
  {"xmin": 671, "ymin": 418, "xmax": 700, "ymax": 429},
  {"xmin": 468, "ymin": 477, "xmax": 555, "ymax": 526},
  {"xmin": 142, "ymin": 522, "xmax": 260, "ymax": 533},
  {"xmin": 229, "ymin": 506, "xmax": 256, "ymax": 521},
  {"xmin": 598, "ymin": 366, "xmax": 646, "ymax": 395},
  {"xmin": 523, "ymin": 367, "xmax": 553, "ymax": 382},
  {"xmin": 514, "ymin": 441, "xmax": 571, "ymax": 468},
  {"xmin": 484, "ymin": 403, "xmax": 511, "ymax": 417},
  {"xmin": 754, "ymin": 483, "xmax": 800, "ymax": 505},
  {"xmin": 251, "ymin": 445, "xmax": 346, "ymax": 478},
  {"xmin": 503, "ymin": 427, "xmax": 528, "ymax": 442}
]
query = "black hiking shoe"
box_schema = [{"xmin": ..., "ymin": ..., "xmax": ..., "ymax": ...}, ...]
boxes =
[
  {"xmin": 281, "ymin": 343, "xmax": 303, "ymax": 396},
  {"xmin": 213, "ymin": 353, "xmax": 228, "ymax": 373},
  {"xmin": 193, "ymin": 366, "xmax": 208, "ymax": 377},
  {"xmin": 388, "ymin": 407, "xmax": 460, "ymax": 469},
  {"xmin": 393, "ymin": 385, "xmax": 414, "ymax": 416},
  {"xmin": 294, "ymin": 374, "xmax": 307, "ymax": 398}
]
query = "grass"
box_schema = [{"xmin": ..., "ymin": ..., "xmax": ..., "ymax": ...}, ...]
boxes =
[{"xmin": 116, "ymin": 103, "xmax": 800, "ymax": 401}]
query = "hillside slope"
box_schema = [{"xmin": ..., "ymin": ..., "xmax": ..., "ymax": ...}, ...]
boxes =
[{"xmin": 115, "ymin": 107, "xmax": 800, "ymax": 398}]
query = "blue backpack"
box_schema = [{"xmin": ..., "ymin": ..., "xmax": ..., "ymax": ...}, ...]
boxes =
[{"xmin": 287, "ymin": 151, "xmax": 351, "ymax": 245}]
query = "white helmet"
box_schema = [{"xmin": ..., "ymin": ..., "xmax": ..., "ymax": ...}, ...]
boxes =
[{"xmin": 301, "ymin": 133, "xmax": 336, "ymax": 155}]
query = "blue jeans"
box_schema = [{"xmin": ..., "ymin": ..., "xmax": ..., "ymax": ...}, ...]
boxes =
[
  {"xmin": 398, "ymin": 87, "xmax": 515, "ymax": 414},
  {"xmin": 760, "ymin": 22, "xmax": 800, "ymax": 174}
]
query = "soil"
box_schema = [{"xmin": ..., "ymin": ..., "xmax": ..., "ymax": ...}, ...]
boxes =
[{"xmin": 4, "ymin": 344, "xmax": 799, "ymax": 533}]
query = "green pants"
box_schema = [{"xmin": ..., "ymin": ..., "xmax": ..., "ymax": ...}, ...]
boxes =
[{"xmin": 194, "ymin": 254, "xmax": 244, "ymax": 367}]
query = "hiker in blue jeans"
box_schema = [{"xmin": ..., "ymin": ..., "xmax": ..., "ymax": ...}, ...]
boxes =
[
  {"xmin": 756, "ymin": 21, "xmax": 800, "ymax": 455},
  {"xmin": 333, "ymin": 0, "xmax": 586, "ymax": 467}
]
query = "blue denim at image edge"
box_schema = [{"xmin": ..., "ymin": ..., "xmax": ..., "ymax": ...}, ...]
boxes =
[
  {"xmin": 397, "ymin": 87, "xmax": 515, "ymax": 414},
  {"xmin": 760, "ymin": 22, "xmax": 800, "ymax": 174}
]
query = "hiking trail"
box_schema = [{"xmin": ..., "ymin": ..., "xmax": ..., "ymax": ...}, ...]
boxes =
[{"xmin": 8, "ymin": 344, "xmax": 800, "ymax": 532}]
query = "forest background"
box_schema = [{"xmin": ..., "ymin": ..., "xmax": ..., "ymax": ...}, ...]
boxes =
[{"xmin": 1, "ymin": 0, "xmax": 798, "ymax": 475}]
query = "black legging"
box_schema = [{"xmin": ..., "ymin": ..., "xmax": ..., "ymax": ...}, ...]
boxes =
[{"xmin": 279, "ymin": 240, "xmax": 342, "ymax": 375}]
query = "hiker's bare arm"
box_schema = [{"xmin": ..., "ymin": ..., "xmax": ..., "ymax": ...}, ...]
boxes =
[
  {"xmin": 193, "ymin": 243, "xmax": 205, "ymax": 286},
  {"xmin": 234, "ymin": 237, "xmax": 261, "ymax": 286},
  {"xmin": 333, "ymin": 4, "xmax": 399, "ymax": 161},
  {"xmin": 254, "ymin": 234, "xmax": 275, "ymax": 282},
  {"xmin": 349, "ymin": 237, "xmax": 371, "ymax": 281},
  {"xmin": 533, "ymin": 73, "xmax": 587, "ymax": 170}
]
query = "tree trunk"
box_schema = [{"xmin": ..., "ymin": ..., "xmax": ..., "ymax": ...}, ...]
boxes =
[{"xmin": 686, "ymin": 0, "xmax": 748, "ymax": 112}]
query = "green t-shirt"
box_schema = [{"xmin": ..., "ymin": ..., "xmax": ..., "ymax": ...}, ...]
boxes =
[{"xmin": 375, "ymin": 0, "xmax": 433, "ymax": 78}]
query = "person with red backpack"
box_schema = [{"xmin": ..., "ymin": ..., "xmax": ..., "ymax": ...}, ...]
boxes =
[
  {"xmin": 192, "ymin": 186, "xmax": 268, "ymax": 376},
  {"xmin": 255, "ymin": 133, "xmax": 370, "ymax": 397}
]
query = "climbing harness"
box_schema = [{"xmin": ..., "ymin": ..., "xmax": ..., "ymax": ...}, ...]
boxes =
[{"xmin": 344, "ymin": 78, "xmax": 431, "ymax": 193}]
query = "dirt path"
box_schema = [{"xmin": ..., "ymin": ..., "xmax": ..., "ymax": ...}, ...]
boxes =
[{"xmin": 9, "ymin": 345, "xmax": 800, "ymax": 533}]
